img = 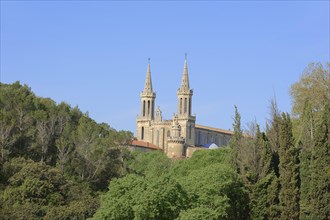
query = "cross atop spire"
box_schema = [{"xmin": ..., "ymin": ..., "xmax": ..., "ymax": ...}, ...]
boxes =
[
  {"xmin": 143, "ymin": 58, "xmax": 153, "ymax": 93},
  {"xmin": 180, "ymin": 54, "xmax": 190, "ymax": 90}
]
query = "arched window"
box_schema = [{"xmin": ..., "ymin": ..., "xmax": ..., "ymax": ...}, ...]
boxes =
[
  {"xmin": 151, "ymin": 100, "xmax": 154, "ymax": 118},
  {"xmin": 167, "ymin": 130, "xmax": 170, "ymax": 137},
  {"xmin": 180, "ymin": 98, "xmax": 182, "ymax": 114},
  {"xmin": 184, "ymin": 98, "xmax": 187, "ymax": 113},
  {"xmin": 143, "ymin": 101, "xmax": 146, "ymax": 116},
  {"xmin": 189, "ymin": 97, "xmax": 192, "ymax": 115},
  {"xmin": 147, "ymin": 100, "xmax": 150, "ymax": 116},
  {"xmin": 157, "ymin": 130, "xmax": 160, "ymax": 146},
  {"xmin": 141, "ymin": 127, "xmax": 144, "ymax": 140}
]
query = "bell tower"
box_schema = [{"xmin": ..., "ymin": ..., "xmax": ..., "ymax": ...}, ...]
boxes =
[
  {"xmin": 136, "ymin": 59, "xmax": 156, "ymax": 141},
  {"xmin": 177, "ymin": 54, "xmax": 193, "ymax": 118},
  {"xmin": 177, "ymin": 54, "xmax": 196, "ymax": 146},
  {"xmin": 141, "ymin": 58, "xmax": 156, "ymax": 120}
]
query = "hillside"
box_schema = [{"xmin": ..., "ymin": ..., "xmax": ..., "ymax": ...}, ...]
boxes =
[{"xmin": 0, "ymin": 62, "xmax": 329, "ymax": 219}]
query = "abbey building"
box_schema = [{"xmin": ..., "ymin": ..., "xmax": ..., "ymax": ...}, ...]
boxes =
[{"xmin": 135, "ymin": 58, "xmax": 233, "ymax": 158}]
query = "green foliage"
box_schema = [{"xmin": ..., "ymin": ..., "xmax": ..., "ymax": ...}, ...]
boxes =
[
  {"xmin": 92, "ymin": 149, "xmax": 249, "ymax": 220},
  {"xmin": 178, "ymin": 206, "xmax": 219, "ymax": 220},
  {"xmin": 250, "ymin": 172, "xmax": 280, "ymax": 220},
  {"xmin": 309, "ymin": 104, "xmax": 330, "ymax": 219},
  {"xmin": 0, "ymin": 82, "xmax": 36, "ymax": 162},
  {"xmin": 229, "ymin": 105, "xmax": 242, "ymax": 171},
  {"xmin": 91, "ymin": 174, "xmax": 142, "ymax": 220},
  {"xmin": 0, "ymin": 82, "xmax": 133, "ymax": 219},
  {"xmin": 0, "ymin": 158, "xmax": 98, "ymax": 220},
  {"xmin": 92, "ymin": 151, "xmax": 182, "ymax": 219},
  {"xmin": 170, "ymin": 147, "xmax": 231, "ymax": 178},
  {"xmin": 290, "ymin": 62, "xmax": 330, "ymax": 118},
  {"xmin": 127, "ymin": 150, "xmax": 173, "ymax": 177},
  {"xmin": 249, "ymin": 125, "xmax": 281, "ymax": 220},
  {"xmin": 173, "ymin": 149, "xmax": 248, "ymax": 219},
  {"xmin": 0, "ymin": 81, "xmax": 133, "ymax": 190},
  {"xmin": 178, "ymin": 163, "xmax": 248, "ymax": 220},
  {"xmin": 1, "ymin": 63, "xmax": 329, "ymax": 220},
  {"xmin": 298, "ymin": 102, "xmax": 314, "ymax": 219},
  {"xmin": 92, "ymin": 174, "xmax": 187, "ymax": 220},
  {"xmin": 289, "ymin": 63, "xmax": 330, "ymax": 219},
  {"xmin": 278, "ymin": 113, "xmax": 300, "ymax": 220}
]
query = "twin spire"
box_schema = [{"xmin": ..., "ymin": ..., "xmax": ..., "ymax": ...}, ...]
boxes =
[
  {"xmin": 180, "ymin": 54, "xmax": 190, "ymax": 90},
  {"xmin": 143, "ymin": 55, "xmax": 190, "ymax": 93},
  {"xmin": 143, "ymin": 58, "xmax": 153, "ymax": 94}
]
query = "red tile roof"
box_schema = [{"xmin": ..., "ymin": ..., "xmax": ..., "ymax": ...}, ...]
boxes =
[{"xmin": 131, "ymin": 140, "xmax": 162, "ymax": 150}]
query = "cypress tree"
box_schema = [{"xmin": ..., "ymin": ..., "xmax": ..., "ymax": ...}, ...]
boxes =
[
  {"xmin": 278, "ymin": 113, "xmax": 299, "ymax": 220},
  {"xmin": 266, "ymin": 98, "xmax": 281, "ymax": 177},
  {"xmin": 309, "ymin": 104, "xmax": 330, "ymax": 219},
  {"xmin": 229, "ymin": 105, "xmax": 243, "ymax": 172},
  {"xmin": 298, "ymin": 102, "xmax": 314, "ymax": 219},
  {"xmin": 250, "ymin": 127, "xmax": 280, "ymax": 220},
  {"xmin": 257, "ymin": 98, "xmax": 282, "ymax": 219}
]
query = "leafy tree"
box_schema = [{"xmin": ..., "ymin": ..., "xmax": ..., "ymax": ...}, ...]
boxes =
[
  {"xmin": 92, "ymin": 174, "xmax": 187, "ymax": 220},
  {"xmin": 289, "ymin": 63, "xmax": 330, "ymax": 219},
  {"xmin": 71, "ymin": 115, "xmax": 131, "ymax": 190},
  {"xmin": 0, "ymin": 110, "xmax": 17, "ymax": 165},
  {"xmin": 178, "ymin": 163, "xmax": 248, "ymax": 220},
  {"xmin": 0, "ymin": 81, "xmax": 136, "ymax": 217},
  {"xmin": 178, "ymin": 206, "xmax": 219, "ymax": 220},
  {"xmin": 55, "ymin": 124, "xmax": 74, "ymax": 174},
  {"xmin": 290, "ymin": 62, "xmax": 330, "ymax": 143},
  {"xmin": 134, "ymin": 175, "xmax": 188, "ymax": 220},
  {"xmin": 169, "ymin": 147, "xmax": 231, "ymax": 179},
  {"xmin": 173, "ymin": 149, "xmax": 249, "ymax": 220},
  {"xmin": 0, "ymin": 82, "xmax": 35, "ymax": 160},
  {"xmin": 0, "ymin": 158, "xmax": 98, "ymax": 219},
  {"xmin": 237, "ymin": 123, "xmax": 267, "ymax": 185},
  {"xmin": 127, "ymin": 150, "xmax": 173, "ymax": 177},
  {"xmin": 72, "ymin": 115, "xmax": 102, "ymax": 181},
  {"xmin": 33, "ymin": 107, "xmax": 57, "ymax": 163},
  {"xmin": 92, "ymin": 149, "xmax": 249, "ymax": 220},
  {"xmin": 56, "ymin": 102, "xmax": 72, "ymax": 134},
  {"xmin": 290, "ymin": 62, "xmax": 330, "ymax": 119},
  {"xmin": 91, "ymin": 174, "xmax": 142, "ymax": 220}
]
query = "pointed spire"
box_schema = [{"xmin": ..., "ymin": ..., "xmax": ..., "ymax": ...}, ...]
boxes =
[
  {"xmin": 180, "ymin": 53, "xmax": 190, "ymax": 90},
  {"xmin": 143, "ymin": 58, "xmax": 153, "ymax": 93}
]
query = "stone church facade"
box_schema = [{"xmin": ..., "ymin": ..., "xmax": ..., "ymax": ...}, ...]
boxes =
[{"xmin": 136, "ymin": 57, "xmax": 233, "ymax": 158}]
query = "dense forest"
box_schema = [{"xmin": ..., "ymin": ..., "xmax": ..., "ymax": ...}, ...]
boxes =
[{"xmin": 0, "ymin": 62, "xmax": 329, "ymax": 219}]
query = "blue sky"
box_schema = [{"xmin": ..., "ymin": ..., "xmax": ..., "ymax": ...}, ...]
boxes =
[{"xmin": 1, "ymin": 1, "xmax": 329, "ymax": 134}]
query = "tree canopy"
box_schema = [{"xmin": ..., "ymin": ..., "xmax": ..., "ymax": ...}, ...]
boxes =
[{"xmin": 92, "ymin": 149, "xmax": 249, "ymax": 220}]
